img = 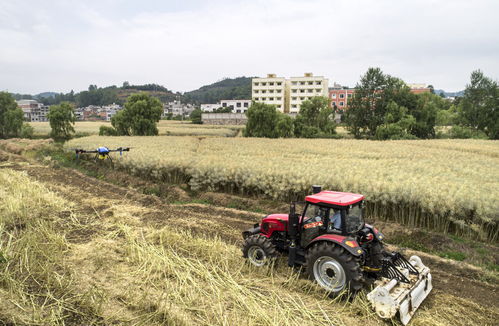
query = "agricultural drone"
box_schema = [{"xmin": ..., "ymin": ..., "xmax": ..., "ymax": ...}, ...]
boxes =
[
  {"xmin": 73, "ymin": 146, "xmax": 130, "ymax": 163},
  {"xmin": 242, "ymin": 186, "xmax": 432, "ymax": 325}
]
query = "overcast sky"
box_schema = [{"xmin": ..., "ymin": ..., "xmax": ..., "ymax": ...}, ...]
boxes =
[{"xmin": 1, "ymin": 0, "xmax": 498, "ymax": 94}]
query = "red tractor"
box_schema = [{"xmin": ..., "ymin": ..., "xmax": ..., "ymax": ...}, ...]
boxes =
[{"xmin": 242, "ymin": 186, "xmax": 432, "ymax": 325}]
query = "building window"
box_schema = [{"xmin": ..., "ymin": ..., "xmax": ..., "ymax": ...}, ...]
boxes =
[
  {"xmin": 269, "ymin": 90, "xmax": 274, "ymax": 93},
  {"xmin": 308, "ymin": 89, "xmax": 313, "ymax": 93},
  {"xmin": 222, "ymin": 103, "xmax": 227, "ymax": 107},
  {"xmin": 277, "ymin": 82, "xmax": 282, "ymax": 85},
  {"xmin": 292, "ymin": 104, "xmax": 297, "ymax": 108},
  {"xmin": 237, "ymin": 102, "xmax": 241, "ymax": 107},
  {"xmin": 236, "ymin": 109, "xmax": 241, "ymax": 113},
  {"xmin": 254, "ymin": 82, "xmax": 259, "ymax": 86},
  {"xmin": 276, "ymin": 105, "xmax": 281, "ymax": 109},
  {"xmin": 316, "ymin": 81, "xmax": 321, "ymax": 85},
  {"xmin": 340, "ymin": 94, "xmax": 345, "ymax": 98},
  {"xmin": 277, "ymin": 97, "xmax": 282, "ymax": 100},
  {"xmin": 331, "ymin": 93, "xmax": 336, "ymax": 98},
  {"xmin": 292, "ymin": 97, "xmax": 297, "ymax": 100},
  {"xmin": 244, "ymin": 102, "xmax": 249, "ymax": 107},
  {"xmin": 269, "ymin": 97, "xmax": 274, "ymax": 100},
  {"xmin": 262, "ymin": 82, "xmax": 267, "ymax": 86},
  {"xmin": 269, "ymin": 82, "xmax": 274, "ymax": 86},
  {"xmin": 340, "ymin": 101, "xmax": 344, "ymax": 106},
  {"xmin": 292, "ymin": 89, "xmax": 297, "ymax": 93},
  {"xmin": 292, "ymin": 81, "xmax": 297, "ymax": 85},
  {"xmin": 300, "ymin": 89, "xmax": 305, "ymax": 93},
  {"xmin": 262, "ymin": 90, "xmax": 266, "ymax": 93},
  {"xmin": 332, "ymin": 101, "xmax": 336, "ymax": 106},
  {"xmin": 300, "ymin": 97, "xmax": 305, "ymax": 100},
  {"xmin": 276, "ymin": 89, "xmax": 281, "ymax": 93},
  {"xmin": 316, "ymin": 89, "xmax": 321, "ymax": 93},
  {"xmin": 254, "ymin": 90, "xmax": 259, "ymax": 93},
  {"xmin": 308, "ymin": 81, "xmax": 313, "ymax": 85},
  {"xmin": 300, "ymin": 81, "xmax": 305, "ymax": 85}
]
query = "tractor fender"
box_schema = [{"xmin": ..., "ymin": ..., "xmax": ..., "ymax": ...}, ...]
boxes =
[
  {"xmin": 364, "ymin": 223, "xmax": 385, "ymax": 242},
  {"xmin": 307, "ymin": 234, "xmax": 363, "ymax": 257}
]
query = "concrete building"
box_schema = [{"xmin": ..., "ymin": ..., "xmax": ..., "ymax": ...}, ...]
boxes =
[
  {"xmin": 288, "ymin": 73, "xmax": 329, "ymax": 113},
  {"xmin": 252, "ymin": 74, "xmax": 288, "ymax": 112},
  {"xmin": 220, "ymin": 99, "xmax": 252, "ymax": 113},
  {"xmin": 201, "ymin": 113, "xmax": 247, "ymax": 125},
  {"xmin": 16, "ymin": 100, "xmax": 49, "ymax": 122},
  {"xmin": 201, "ymin": 104, "xmax": 222, "ymax": 112},
  {"xmin": 163, "ymin": 100, "xmax": 195, "ymax": 118},
  {"xmin": 329, "ymin": 87, "xmax": 355, "ymax": 110},
  {"xmin": 252, "ymin": 73, "xmax": 328, "ymax": 113}
]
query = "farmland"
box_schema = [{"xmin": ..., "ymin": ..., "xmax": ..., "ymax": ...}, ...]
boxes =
[
  {"xmin": 29, "ymin": 121, "xmax": 243, "ymax": 137},
  {"xmin": 66, "ymin": 136, "xmax": 499, "ymax": 242},
  {"xmin": 0, "ymin": 142, "xmax": 497, "ymax": 325}
]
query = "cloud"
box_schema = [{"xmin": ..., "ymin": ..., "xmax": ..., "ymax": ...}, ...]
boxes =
[{"xmin": 1, "ymin": 0, "xmax": 498, "ymax": 94}]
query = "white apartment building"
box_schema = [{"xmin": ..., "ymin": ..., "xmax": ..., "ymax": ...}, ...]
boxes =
[
  {"xmin": 288, "ymin": 73, "xmax": 329, "ymax": 113},
  {"xmin": 251, "ymin": 74, "xmax": 287, "ymax": 112},
  {"xmin": 220, "ymin": 99, "xmax": 252, "ymax": 113},
  {"xmin": 252, "ymin": 73, "xmax": 328, "ymax": 113}
]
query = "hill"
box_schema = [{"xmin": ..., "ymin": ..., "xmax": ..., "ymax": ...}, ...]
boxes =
[
  {"xmin": 435, "ymin": 89, "xmax": 464, "ymax": 97},
  {"xmin": 184, "ymin": 76, "xmax": 253, "ymax": 104}
]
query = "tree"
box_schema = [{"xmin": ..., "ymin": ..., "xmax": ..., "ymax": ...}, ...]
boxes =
[
  {"xmin": 244, "ymin": 102, "xmax": 279, "ymax": 138},
  {"xmin": 344, "ymin": 68, "xmax": 408, "ymax": 138},
  {"xmin": 213, "ymin": 107, "xmax": 232, "ymax": 113},
  {"xmin": 294, "ymin": 97, "xmax": 336, "ymax": 138},
  {"xmin": 375, "ymin": 101, "xmax": 416, "ymax": 140},
  {"xmin": 111, "ymin": 93, "xmax": 163, "ymax": 136},
  {"xmin": 190, "ymin": 108, "xmax": 203, "ymax": 124},
  {"xmin": 276, "ymin": 112, "xmax": 294, "ymax": 138},
  {"xmin": 47, "ymin": 102, "xmax": 76, "ymax": 140},
  {"xmin": 458, "ymin": 70, "xmax": 499, "ymax": 139},
  {"xmin": 0, "ymin": 92, "xmax": 24, "ymax": 138}
]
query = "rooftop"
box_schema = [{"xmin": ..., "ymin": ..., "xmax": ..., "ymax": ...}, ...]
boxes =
[{"xmin": 305, "ymin": 191, "xmax": 364, "ymax": 206}]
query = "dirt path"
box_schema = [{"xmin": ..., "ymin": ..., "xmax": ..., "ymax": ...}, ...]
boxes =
[{"xmin": 1, "ymin": 148, "xmax": 498, "ymax": 313}]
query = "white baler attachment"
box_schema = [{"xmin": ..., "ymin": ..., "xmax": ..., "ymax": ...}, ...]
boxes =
[{"xmin": 367, "ymin": 255, "xmax": 433, "ymax": 325}]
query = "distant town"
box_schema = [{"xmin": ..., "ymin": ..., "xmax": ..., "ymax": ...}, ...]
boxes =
[{"xmin": 16, "ymin": 73, "xmax": 441, "ymax": 126}]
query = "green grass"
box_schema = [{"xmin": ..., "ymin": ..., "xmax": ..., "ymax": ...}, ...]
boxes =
[{"xmin": 437, "ymin": 251, "xmax": 467, "ymax": 261}]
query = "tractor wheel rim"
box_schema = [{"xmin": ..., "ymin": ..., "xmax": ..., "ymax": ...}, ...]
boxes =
[
  {"xmin": 313, "ymin": 256, "xmax": 346, "ymax": 293},
  {"xmin": 248, "ymin": 246, "xmax": 267, "ymax": 266}
]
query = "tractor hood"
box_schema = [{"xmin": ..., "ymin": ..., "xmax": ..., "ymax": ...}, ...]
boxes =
[{"xmin": 263, "ymin": 213, "xmax": 289, "ymax": 222}]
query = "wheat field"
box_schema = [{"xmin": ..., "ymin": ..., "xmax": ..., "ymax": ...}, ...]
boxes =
[
  {"xmin": 65, "ymin": 136, "xmax": 499, "ymax": 241},
  {"xmin": 29, "ymin": 121, "xmax": 243, "ymax": 137}
]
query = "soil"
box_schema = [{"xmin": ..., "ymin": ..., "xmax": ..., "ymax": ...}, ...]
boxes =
[{"xmin": 0, "ymin": 142, "xmax": 498, "ymax": 319}]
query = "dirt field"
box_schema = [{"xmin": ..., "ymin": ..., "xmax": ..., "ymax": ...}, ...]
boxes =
[{"xmin": 0, "ymin": 143, "xmax": 498, "ymax": 325}]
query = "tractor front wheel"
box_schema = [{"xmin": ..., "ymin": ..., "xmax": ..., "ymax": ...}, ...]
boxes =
[
  {"xmin": 306, "ymin": 242, "xmax": 363, "ymax": 298},
  {"xmin": 242, "ymin": 234, "xmax": 277, "ymax": 267}
]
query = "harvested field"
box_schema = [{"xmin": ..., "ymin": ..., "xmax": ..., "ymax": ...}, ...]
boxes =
[
  {"xmin": 66, "ymin": 136, "xmax": 499, "ymax": 242},
  {"xmin": 0, "ymin": 146, "xmax": 498, "ymax": 325}
]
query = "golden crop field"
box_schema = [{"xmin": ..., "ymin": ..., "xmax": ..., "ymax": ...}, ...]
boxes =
[
  {"xmin": 65, "ymin": 136, "xmax": 499, "ymax": 241},
  {"xmin": 29, "ymin": 120, "xmax": 243, "ymax": 137}
]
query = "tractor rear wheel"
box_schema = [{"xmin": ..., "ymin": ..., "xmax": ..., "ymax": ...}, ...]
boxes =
[
  {"xmin": 306, "ymin": 242, "xmax": 363, "ymax": 298},
  {"xmin": 242, "ymin": 234, "xmax": 278, "ymax": 267}
]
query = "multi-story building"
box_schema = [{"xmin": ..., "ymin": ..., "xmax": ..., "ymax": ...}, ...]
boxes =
[
  {"xmin": 288, "ymin": 73, "xmax": 329, "ymax": 113},
  {"xmin": 251, "ymin": 74, "xmax": 288, "ymax": 112},
  {"xmin": 220, "ymin": 99, "xmax": 252, "ymax": 113},
  {"xmin": 252, "ymin": 73, "xmax": 328, "ymax": 113},
  {"xmin": 328, "ymin": 83, "xmax": 431, "ymax": 110},
  {"xmin": 163, "ymin": 100, "xmax": 195, "ymax": 118},
  {"xmin": 329, "ymin": 87, "xmax": 355, "ymax": 110},
  {"xmin": 16, "ymin": 100, "xmax": 49, "ymax": 122}
]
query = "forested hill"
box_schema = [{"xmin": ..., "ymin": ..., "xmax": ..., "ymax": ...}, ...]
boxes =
[{"xmin": 184, "ymin": 77, "xmax": 253, "ymax": 104}]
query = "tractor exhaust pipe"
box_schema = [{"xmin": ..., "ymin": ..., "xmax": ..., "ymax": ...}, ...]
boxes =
[
  {"xmin": 287, "ymin": 202, "xmax": 299, "ymax": 267},
  {"xmin": 312, "ymin": 185, "xmax": 322, "ymax": 194}
]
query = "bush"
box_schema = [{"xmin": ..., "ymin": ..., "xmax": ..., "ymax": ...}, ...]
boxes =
[
  {"xmin": 20, "ymin": 123, "xmax": 34, "ymax": 139},
  {"xmin": 99, "ymin": 125, "xmax": 118, "ymax": 136},
  {"xmin": 448, "ymin": 126, "xmax": 488, "ymax": 139}
]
